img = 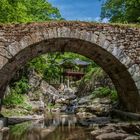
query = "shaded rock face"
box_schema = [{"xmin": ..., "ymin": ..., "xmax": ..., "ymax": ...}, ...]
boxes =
[
  {"xmin": 28, "ymin": 69, "xmax": 42, "ymax": 92},
  {"xmin": 77, "ymin": 96, "xmax": 112, "ymax": 117},
  {"xmin": 76, "ymin": 69, "xmax": 113, "ymax": 97},
  {"xmin": 25, "ymin": 70, "xmax": 77, "ymax": 114},
  {"xmin": 40, "ymin": 80, "xmax": 60, "ymax": 98}
]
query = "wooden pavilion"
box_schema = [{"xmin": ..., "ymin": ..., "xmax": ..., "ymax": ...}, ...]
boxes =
[{"xmin": 59, "ymin": 58, "xmax": 90, "ymax": 87}]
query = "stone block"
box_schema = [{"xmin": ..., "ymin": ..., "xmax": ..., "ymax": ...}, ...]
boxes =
[
  {"xmin": 102, "ymin": 40, "xmax": 110, "ymax": 49},
  {"xmin": 99, "ymin": 33, "xmax": 106, "ymax": 46},
  {"xmin": 90, "ymin": 33, "xmax": 98, "ymax": 43}
]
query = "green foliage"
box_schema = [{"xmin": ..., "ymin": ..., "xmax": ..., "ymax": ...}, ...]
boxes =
[
  {"xmin": 92, "ymin": 87, "xmax": 118, "ymax": 102},
  {"xmin": 43, "ymin": 53, "xmax": 61, "ymax": 81},
  {"xmin": 47, "ymin": 103, "xmax": 55, "ymax": 109},
  {"xmin": 27, "ymin": 54, "xmax": 61, "ymax": 82},
  {"xmin": 110, "ymin": 89, "xmax": 118, "ymax": 102},
  {"xmin": 3, "ymin": 92, "xmax": 24, "ymax": 106},
  {"xmin": 3, "ymin": 92, "xmax": 32, "ymax": 115},
  {"xmin": 11, "ymin": 76, "xmax": 29, "ymax": 94},
  {"xmin": 82, "ymin": 67, "xmax": 103, "ymax": 82},
  {"xmin": 93, "ymin": 87, "xmax": 111, "ymax": 97},
  {"xmin": 0, "ymin": 0, "xmax": 62, "ymax": 23},
  {"xmin": 3, "ymin": 76, "xmax": 30, "ymax": 107},
  {"xmin": 101, "ymin": 0, "xmax": 140, "ymax": 23},
  {"xmin": 25, "ymin": 105, "xmax": 32, "ymax": 111},
  {"xmin": 20, "ymin": 102, "xmax": 32, "ymax": 111},
  {"xmin": 44, "ymin": 64, "xmax": 61, "ymax": 82},
  {"xmin": 27, "ymin": 56, "xmax": 47, "ymax": 74}
]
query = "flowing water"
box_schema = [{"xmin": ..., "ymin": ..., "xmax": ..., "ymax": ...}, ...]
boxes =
[{"xmin": 1, "ymin": 113, "xmax": 95, "ymax": 140}]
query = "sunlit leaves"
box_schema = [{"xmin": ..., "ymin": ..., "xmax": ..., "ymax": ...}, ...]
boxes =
[
  {"xmin": 0, "ymin": 0, "xmax": 62, "ymax": 23},
  {"xmin": 101, "ymin": 0, "xmax": 140, "ymax": 23}
]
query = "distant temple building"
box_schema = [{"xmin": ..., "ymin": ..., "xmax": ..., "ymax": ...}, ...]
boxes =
[{"xmin": 59, "ymin": 58, "xmax": 90, "ymax": 87}]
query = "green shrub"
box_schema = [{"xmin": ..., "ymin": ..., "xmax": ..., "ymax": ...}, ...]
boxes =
[
  {"xmin": 47, "ymin": 103, "xmax": 55, "ymax": 109},
  {"xmin": 110, "ymin": 90, "xmax": 118, "ymax": 102},
  {"xmin": 12, "ymin": 76, "xmax": 29, "ymax": 94},
  {"xmin": 92, "ymin": 87, "xmax": 118, "ymax": 102},
  {"xmin": 24, "ymin": 105, "xmax": 32, "ymax": 111},
  {"xmin": 3, "ymin": 91, "xmax": 24, "ymax": 106},
  {"xmin": 27, "ymin": 56, "xmax": 47, "ymax": 74},
  {"xmin": 82, "ymin": 67, "xmax": 103, "ymax": 82}
]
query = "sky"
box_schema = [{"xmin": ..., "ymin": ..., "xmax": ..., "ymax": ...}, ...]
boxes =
[{"xmin": 48, "ymin": 0, "xmax": 107, "ymax": 22}]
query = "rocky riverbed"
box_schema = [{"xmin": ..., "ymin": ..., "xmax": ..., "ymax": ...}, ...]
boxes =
[{"xmin": 1, "ymin": 76, "xmax": 140, "ymax": 140}]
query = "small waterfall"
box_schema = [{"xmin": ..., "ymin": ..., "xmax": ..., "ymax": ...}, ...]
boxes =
[{"xmin": 65, "ymin": 100, "xmax": 77, "ymax": 114}]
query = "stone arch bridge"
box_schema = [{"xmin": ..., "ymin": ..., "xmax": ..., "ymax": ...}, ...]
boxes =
[{"xmin": 0, "ymin": 21, "xmax": 140, "ymax": 112}]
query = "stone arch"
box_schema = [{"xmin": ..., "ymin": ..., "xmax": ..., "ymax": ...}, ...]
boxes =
[{"xmin": 0, "ymin": 22, "xmax": 140, "ymax": 112}]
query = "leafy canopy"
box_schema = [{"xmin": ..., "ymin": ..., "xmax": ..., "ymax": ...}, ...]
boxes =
[
  {"xmin": 0, "ymin": 0, "xmax": 62, "ymax": 23},
  {"xmin": 28, "ymin": 52, "xmax": 94, "ymax": 83},
  {"xmin": 101, "ymin": 0, "xmax": 140, "ymax": 23}
]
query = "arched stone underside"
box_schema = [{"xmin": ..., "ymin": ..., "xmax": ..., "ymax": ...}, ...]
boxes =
[{"xmin": 0, "ymin": 21, "xmax": 140, "ymax": 112}]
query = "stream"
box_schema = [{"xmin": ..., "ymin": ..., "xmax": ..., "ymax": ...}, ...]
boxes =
[
  {"xmin": 1, "ymin": 113, "xmax": 140, "ymax": 140},
  {"xmin": 1, "ymin": 113, "xmax": 94, "ymax": 140}
]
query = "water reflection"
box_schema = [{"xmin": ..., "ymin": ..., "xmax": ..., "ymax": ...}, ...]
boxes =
[{"xmin": 1, "ymin": 113, "xmax": 93, "ymax": 140}]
